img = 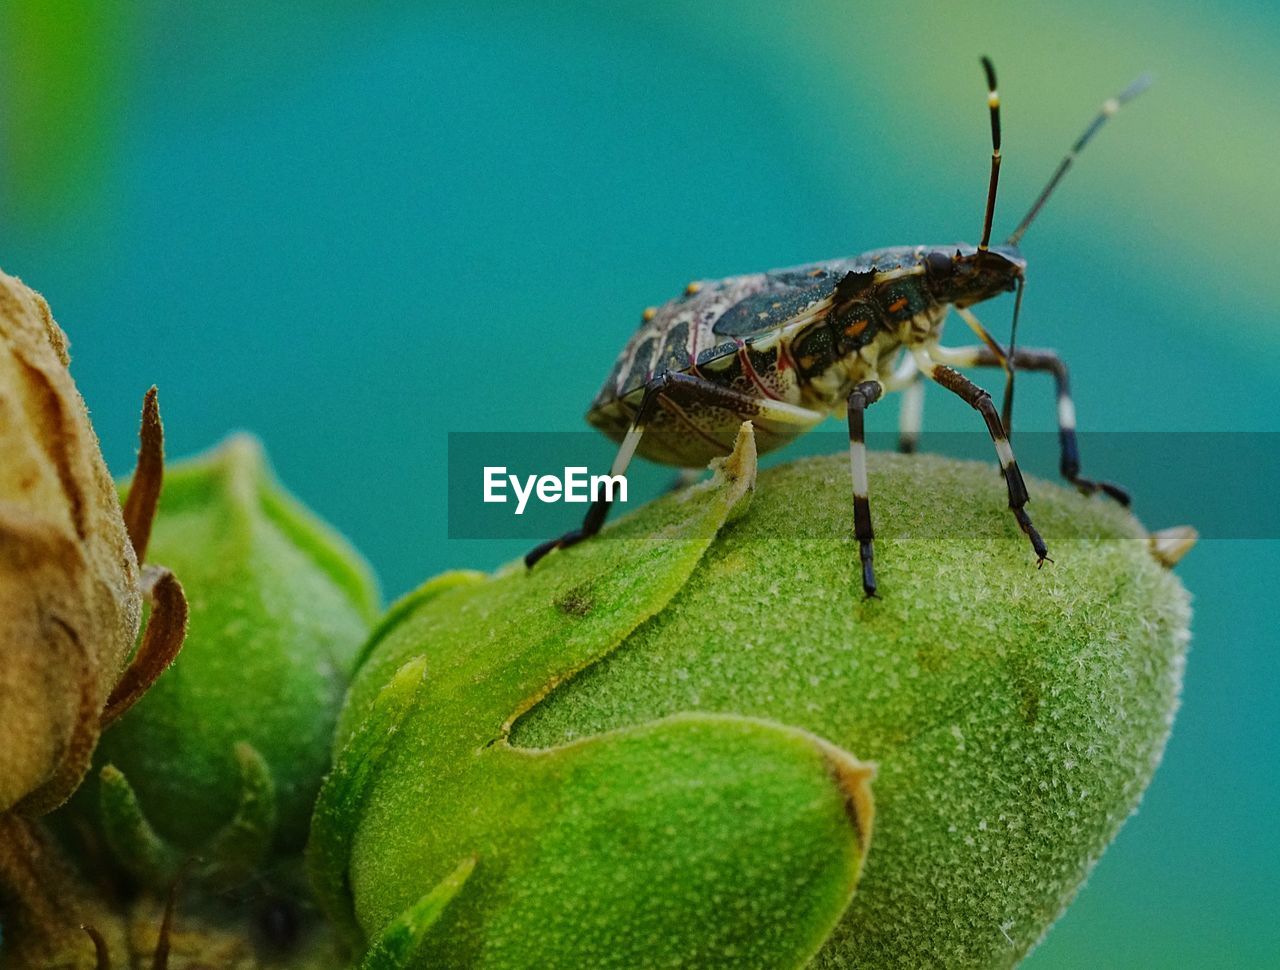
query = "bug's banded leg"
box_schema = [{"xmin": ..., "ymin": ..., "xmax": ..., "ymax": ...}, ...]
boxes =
[
  {"xmin": 882, "ymin": 352, "xmax": 922, "ymax": 455},
  {"xmin": 524, "ymin": 399, "xmax": 648, "ymax": 567},
  {"xmin": 897, "ymin": 375, "xmax": 924, "ymax": 454},
  {"xmin": 916, "ymin": 355, "xmax": 1050, "ymax": 566},
  {"xmin": 964, "ymin": 346, "xmax": 1130, "ymax": 506},
  {"xmin": 847, "ymin": 381, "xmax": 884, "ymax": 597}
]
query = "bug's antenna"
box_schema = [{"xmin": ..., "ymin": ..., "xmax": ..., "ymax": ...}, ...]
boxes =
[
  {"xmin": 978, "ymin": 56, "xmax": 1002, "ymax": 252},
  {"xmin": 1007, "ymin": 73, "xmax": 1152, "ymax": 246}
]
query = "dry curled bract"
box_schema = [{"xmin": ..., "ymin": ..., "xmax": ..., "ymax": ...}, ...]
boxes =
[{"xmin": 0, "ymin": 270, "xmax": 143, "ymax": 815}]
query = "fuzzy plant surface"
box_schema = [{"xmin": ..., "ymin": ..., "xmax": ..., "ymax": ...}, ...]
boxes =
[
  {"xmin": 312, "ymin": 430, "xmax": 873, "ymax": 969},
  {"xmin": 71, "ymin": 434, "xmax": 380, "ymax": 891},
  {"xmin": 313, "ymin": 424, "xmax": 1190, "ymax": 970}
]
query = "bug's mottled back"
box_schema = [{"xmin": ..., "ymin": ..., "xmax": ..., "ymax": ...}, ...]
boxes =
[{"xmin": 590, "ymin": 254, "xmax": 894, "ymax": 411}]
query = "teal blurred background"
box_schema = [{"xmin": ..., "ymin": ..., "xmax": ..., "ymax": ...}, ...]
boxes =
[{"xmin": 2, "ymin": 2, "xmax": 1276, "ymax": 965}]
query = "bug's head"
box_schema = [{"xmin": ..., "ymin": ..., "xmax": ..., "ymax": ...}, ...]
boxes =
[{"xmin": 925, "ymin": 244, "xmax": 1025, "ymax": 308}]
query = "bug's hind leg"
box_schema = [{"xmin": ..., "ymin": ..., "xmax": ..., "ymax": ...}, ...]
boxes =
[
  {"xmin": 847, "ymin": 381, "xmax": 885, "ymax": 597},
  {"xmin": 965, "ymin": 346, "xmax": 1130, "ymax": 506},
  {"xmin": 523, "ymin": 407, "xmax": 646, "ymax": 568},
  {"xmin": 897, "ymin": 374, "xmax": 924, "ymax": 454},
  {"xmin": 919, "ymin": 357, "xmax": 1050, "ymax": 566},
  {"xmin": 526, "ymin": 372, "xmax": 822, "ymax": 568},
  {"xmin": 523, "ymin": 498, "xmax": 613, "ymax": 568},
  {"xmin": 526, "ymin": 374, "xmax": 680, "ymax": 567},
  {"xmin": 882, "ymin": 351, "xmax": 923, "ymax": 455}
]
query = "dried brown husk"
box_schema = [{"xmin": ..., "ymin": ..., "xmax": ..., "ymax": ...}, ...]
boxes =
[
  {"xmin": 0, "ymin": 269, "xmax": 143, "ymax": 816},
  {"xmin": 1, "ymin": 269, "xmax": 187, "ymax": 969}
]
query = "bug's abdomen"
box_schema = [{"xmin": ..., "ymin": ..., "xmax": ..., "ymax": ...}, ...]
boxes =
[
  {"xmin": 585, "ymin": 258, "xmax": 901, "ymax": 465},
  {"xmin": 590, "ymin": 274, "xmax": 772, "ymax": 410},
  {"xmin": 586, "ymin": 370, "xmax": 823, "ymax": 468}
]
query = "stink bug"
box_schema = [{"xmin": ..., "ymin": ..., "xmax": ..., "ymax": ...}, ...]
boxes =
[{"xmin": 527, "ymin": 58, "xmax": 1149, "ymax": 597}]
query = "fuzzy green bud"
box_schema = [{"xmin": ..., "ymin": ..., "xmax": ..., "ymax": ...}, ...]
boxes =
[
  {"xmin": 314, "ymin": 424, "xmax": 1190, "ymax": 969},
  {"xmin": 81, "ymin": 435, "xmax": 379, "ymax": 889}
]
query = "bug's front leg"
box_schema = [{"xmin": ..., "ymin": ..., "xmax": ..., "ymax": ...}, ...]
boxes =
[
  {"xmin": 914, "ymin": 350, "xmax": 1050, "ymax": 566},
  {"xmin": 847, "ymin": 381, "xmax": 884, "ymax": 597},
  {"xmin": 962, "ymin": 346, "xmax": 1130, "ymax": 506}
]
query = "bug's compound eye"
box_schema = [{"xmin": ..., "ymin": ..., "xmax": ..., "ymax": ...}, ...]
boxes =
[{"xmin": 925, "ymin": 251, "xmax": 953, "ymax": 278}]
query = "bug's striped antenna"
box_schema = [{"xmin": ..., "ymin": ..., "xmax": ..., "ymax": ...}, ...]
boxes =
[
  {"xmin": 978, "ymin": 56, "xmax": 1002, "ymax": 252},
  {"xmin": 1006, "ymin": 73, "xmax": 1152, "ymax": 246}
]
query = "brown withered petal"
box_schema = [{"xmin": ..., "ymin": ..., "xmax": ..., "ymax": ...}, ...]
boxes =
[
  {"xmin": 0, "ymin": 268, "xmax": 143, "ymax": 814},
  {"xmin": 81, "ymin": 924, "xmax": 112, "ymax": 970},
  {"xmin": 99, "ymin": 566, "xmax": 188, "ymax": 730},
  {"xmin": 121, "ymin": 385, "xmax": 163, "ymax": 564}
]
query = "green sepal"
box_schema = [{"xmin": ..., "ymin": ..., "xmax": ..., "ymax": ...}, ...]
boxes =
[
  {"xmin": 199, "ymin": 741, "xmax": 277, "ymax": 888},
  {"xmin": 309, "ymin": 656, "xmax": 431, "ymax": 949},
  {"xmin": 97, "ymin": 763, "xmax": 184, "ymax": 886},
  {"xmin": 98, "ymin": 742, "xmax": 278, "ymax": 891},
  {"xmin": 357, "ymin": 857, "xmax": 477, "ymax": 970},
  {"xmin": 334, "ymin": 422, "xmax": 760, "ymax": 753},
  {"xmin": 375, "ymin": 713, "xmax": 873, "ymax": 970}
]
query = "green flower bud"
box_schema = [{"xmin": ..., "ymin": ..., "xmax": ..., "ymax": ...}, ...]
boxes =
[
  {"xmin": 83, "ymin": 434, "xmax": 379, "ymax": 889},
  {"xmin": 313, "ymin": 424, "xmax": 1190, "ymax": 969}
]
